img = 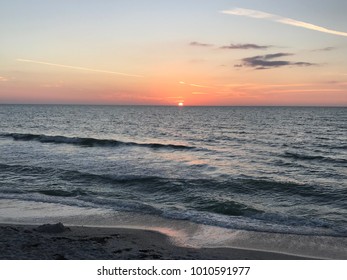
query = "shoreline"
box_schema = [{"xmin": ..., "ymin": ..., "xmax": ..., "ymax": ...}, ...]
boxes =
[
  {"xmin": 1, "ymin": 199, "xmax": 346, "ymax": 260},
  {"xmin": 0, "ymin": 223, "xmax": 312, "ymax": 260},
  {"xmin": 1, "ymin": 198, "xmax": 346, "ymax": 260}
]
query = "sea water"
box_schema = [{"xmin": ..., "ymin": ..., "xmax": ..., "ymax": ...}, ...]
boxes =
[{"xmin": 0, "ymin": 105, "xmax": 346, "ymax": 257}]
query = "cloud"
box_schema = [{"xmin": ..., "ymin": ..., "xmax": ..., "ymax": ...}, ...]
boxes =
[
  {"xmin": 0, "ymin": 76, "xmax": 9, "ymax": 82},
  {"xmin": 16, "ymin": 58, "xmax": 143, "ymax": 78},
  {"xmin": 239, "ymin": 53, "xmax": 315, "ymax": 70},
  {"xmin": 221, "ymin": 43, "xmax": 271, "ymax": 50},
  {"xmin": 190, "ymin": 41, "xmax": 273, "ymax": 51},
  {"xmin": 179, "ymin": 81, "xmax": 212, "ymax": 88},
  {"xmin": 222, "ymin": 8, "xmax": 347, "ymax": 37},
  {"xmin": 312, "ymin": 47, "xmax": 336, "ymax": 52},
  {"xmin": 269, "ymin": 88, "xmax": 345, "ymax": 93},
  {"xmin": 189, "ymin": 41, "xmax": 213, "ymax": 47}
]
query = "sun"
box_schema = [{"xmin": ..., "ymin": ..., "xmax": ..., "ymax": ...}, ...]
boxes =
[{"xmin": 178, "ymin": 102, "xmax": 184, "ymax": 107}]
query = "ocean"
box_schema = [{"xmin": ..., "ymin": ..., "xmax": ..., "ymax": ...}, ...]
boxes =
[{"xmin": 0, "ymin": 105, "xmax": 346, "ymax": 257}]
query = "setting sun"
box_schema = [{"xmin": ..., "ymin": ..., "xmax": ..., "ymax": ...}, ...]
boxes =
[{"xmin": 178, "ymin": 102, "xmax": 184, "ymax": 107}]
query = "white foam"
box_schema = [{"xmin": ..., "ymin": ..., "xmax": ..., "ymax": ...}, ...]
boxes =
[{"xmin": 1, "ymin": 198, "xmax": 346, "ymax": 259}]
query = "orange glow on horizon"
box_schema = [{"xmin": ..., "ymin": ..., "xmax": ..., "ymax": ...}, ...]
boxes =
[{"xmin": 2, "ymin": 59, "xmax": 346, "ymax": 106}]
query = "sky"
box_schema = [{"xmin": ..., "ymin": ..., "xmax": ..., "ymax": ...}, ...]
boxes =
[{"xmin": 1, "ymin": 0, "xmax": 347, "ymax": 106}]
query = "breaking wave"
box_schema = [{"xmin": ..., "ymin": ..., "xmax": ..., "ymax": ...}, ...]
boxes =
[{"xmin": 1, "ymin": 133, "xmax": 195, "ymax": 151}]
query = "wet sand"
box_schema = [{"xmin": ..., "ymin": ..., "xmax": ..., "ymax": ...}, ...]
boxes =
[{"xmin": 0, "ymin": 223, "xmax": 311, "ymax": 260}]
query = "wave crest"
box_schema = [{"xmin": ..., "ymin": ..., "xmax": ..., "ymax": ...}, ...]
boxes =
[{"xmin": 1, "ymin": 133, "xmax": 195, "ymax": 151}]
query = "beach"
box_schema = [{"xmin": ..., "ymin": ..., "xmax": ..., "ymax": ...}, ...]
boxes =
[{"xmin": 0, "ymin": 223, "xmax": 310, "ymax": 260}]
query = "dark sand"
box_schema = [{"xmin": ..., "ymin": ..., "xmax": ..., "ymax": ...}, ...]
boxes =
[{"xmin": 0, "ymin": 223, "xmax": 311, "ymax": 260}]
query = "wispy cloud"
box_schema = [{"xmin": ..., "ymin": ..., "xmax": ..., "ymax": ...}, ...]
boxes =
[
  {"xmin": 312, "ymin": 47, "xmax": 336, "ymax": 52},
  {"xmin": 189, "ymin": 41, "xmax": 214, "ymax": 47},
  {"xmin": 190, "ymin": 41, "xmax": 272, "ymax": 50},
  {"xmin": 16, "ymin": 58, "xmax": 143, "ymax": 78},
  {"xmin": 179, "ymin": 81, "xmax": 212, "ymax": 88},
  {"xmin": 0, "ymin": 76, "xmax": 9, "ymax": 82},
  {"xmin": 221, "ymin": 43, "xmax": 271, "ymax": 50},
  {"xmin": 222, "ymin": 8, "xmax": 347, "ymax": 37},
  {"xmin": 41, "ymin": 83, "xmax": 63, "ymax": 88},
  {"xmin": 268, "ymin": 88, "xmax": 345, "ymax": 93},
  {"xmin": 239, "ymin": 53, "xmax": 315, "ymax": 70},
  {"xmin": 218, "ymin": 83, "xmax": 346, "ymax": 96}
]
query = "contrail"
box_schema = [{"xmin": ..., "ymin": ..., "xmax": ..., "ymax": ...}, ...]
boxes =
[
  {"xmin": 16, "ymin": 58, "xmax": 143, "ymax": 78},
  {"xmin": 222, "ymin": 8, "xmax": 347, "ymax": 37}
]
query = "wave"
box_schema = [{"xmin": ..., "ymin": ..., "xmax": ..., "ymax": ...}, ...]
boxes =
[
  {"xmin": 1, "ymin": 162, "xmax": 346, "ymax": 237},
  {"xmin": 0, "ymin": 162, "xmax": 172, "ymax": 190},
  {"xmin": 194, "ymin": 199, "xmax": 263, "ymax": 216},
  {"xmin": 2, "ymin": 162, "xmax": 346, "ymax": 208},
  {"xmin": 35, "ymin": 189, "xmax": 88, "ymax": 197},
  {"xmin": 0, "ymin": 132, "xmax": 195, "ymax": 151},
  {"xmin": 3, "ymin": 162, "xmax": 347, "ymax": 197},
  {"xmin": 283, "ymin": 151, "xmax": 347, "ymax": 164}
]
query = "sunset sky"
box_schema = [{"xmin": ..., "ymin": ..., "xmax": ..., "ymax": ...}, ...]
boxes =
[{"xmin": 1, "ymin": 0, "xmax": 347, "ymax": 106}]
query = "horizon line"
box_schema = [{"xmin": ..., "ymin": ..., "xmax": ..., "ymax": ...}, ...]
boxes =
[{"xmin": 0, "ymin": 103, "xmax": 346, "ymax": 108}]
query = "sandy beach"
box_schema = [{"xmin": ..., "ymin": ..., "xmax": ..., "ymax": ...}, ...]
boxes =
[{"xmin": 0, "ymin": 223, "xmax": 311, "ymax": 260}]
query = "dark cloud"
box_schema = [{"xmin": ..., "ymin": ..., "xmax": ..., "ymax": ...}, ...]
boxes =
[
  {"xmin": 190, "ymin": 41, "xmax": 213, "ymax": 47},
  {"xmin": 261, "ymin": 53, "xmax": 292, "ymax": 60},
  {"xmin": 221, "ymin": 43, "xmax": 271, "ymax": 50},
  {"xmin": 293, "ymin": 62, "xmax": 315, "ymax": 67},
  {"xmin": 239, "ymin": 53, "xmax": 316, "ymax": 70}
]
